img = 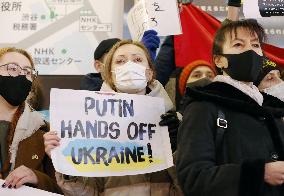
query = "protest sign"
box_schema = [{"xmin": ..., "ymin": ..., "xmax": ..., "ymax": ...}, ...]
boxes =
[
  {"xmin": 0, "ymin": 179, "xmax": 62, "ymax": 196},
  {"xmin": 243, "ymin": 0, "xmax": 284, "ymax": 18},
  {"xmin": 50, "ymin": 88, "xmax": 173, "ymax": 177},
  {"xmin": 127, "ymin": 0, "xmax": 182, "ymax": 40}
]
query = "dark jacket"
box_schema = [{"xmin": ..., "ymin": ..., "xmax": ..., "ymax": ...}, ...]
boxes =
[
  {"xmin": 80, "ymin": 73, "xmax": 103, "ymax": 91},
  {"xmin": 176, "ymin": 82, "xmax": 284, "ymax": 196},
  {"xmin": 155, "ymin": 36, "xmax": 184, "ymax": 110},
  {"xmin": 155, "ymin": 36, "xmax": 176, "ymax": 86},
  {"xmin": 263, "ymin": 92, "xmax": 284, "ymax": 110}
]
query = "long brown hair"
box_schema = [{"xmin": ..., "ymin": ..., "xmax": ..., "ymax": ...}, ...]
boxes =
[
  {"xmin": 0, "ymin": 47, "xmax": 37, "ymax": 174},
  {"xmin": 102, "ymin": 40, "xmax": 156, "ymax": 91}
]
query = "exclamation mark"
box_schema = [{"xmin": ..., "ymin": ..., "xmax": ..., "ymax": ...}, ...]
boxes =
[{"xmin": 147, "ymin": 143, "xmax": 153, "ymax": 163}]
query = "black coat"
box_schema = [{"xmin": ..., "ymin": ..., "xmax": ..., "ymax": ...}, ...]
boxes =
[
  {"xmin": 155, "ymin": 36, "xmax": 176, "ymax": 86},
  {"xmin": 176, "ymin": 82, "xmax": 284, "ymax": 196},
  {"xmin": 155, "ymin": 35, "xmax": 183, "ymax": 110}
]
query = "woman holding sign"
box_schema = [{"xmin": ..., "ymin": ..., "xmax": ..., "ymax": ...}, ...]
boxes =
[
  {"xmin": 0, "ymin": 48, "xmax": 61, "ymax": 193},
  {"xmin": 44, "ymin": 40, "xmax": 184, "ymax": 196}
]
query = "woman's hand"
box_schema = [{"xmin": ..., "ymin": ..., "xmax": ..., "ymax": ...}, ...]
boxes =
[
  {"xmin": 43, "ymin": 131, "xmax": 60, "ymax": 158},
  {"xmin": 2, "ymin": 165, "xmax": 38, "ymax": 189},
  {"xmin": 264, "ymin": 161, "xmax": 284, "ymax": 186}
]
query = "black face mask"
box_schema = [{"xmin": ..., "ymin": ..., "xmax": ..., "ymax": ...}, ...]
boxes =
[
  {"xmin": 221, "ymin": 50, "xmax": 263, "ymax": 83},
  {"xmin": 0, "ymin": 75, "xmax": 32, "ymax": 106},
  {"xmin": 186, "ymin": 77, "xmax": 212, "ymax": 89}
]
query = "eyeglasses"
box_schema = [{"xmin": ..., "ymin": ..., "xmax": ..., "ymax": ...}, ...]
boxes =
[{"xmin": 0, "ymin": 63, "xmax": 38, "ymax": 79}]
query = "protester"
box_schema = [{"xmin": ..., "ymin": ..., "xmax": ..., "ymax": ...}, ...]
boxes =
[
  {"xmin": 80, "ymin": 31, "xmax": 160, "ymax": 92},
  {"xmin": 0, "ymin": 47, "xmax": 61, "ymax": 193},
  {"xmin": 176, "ymin": 19, "xmax": 284, "ymax": 196},
  {"xmin": 80, "ymin": 38, "xmax": 121, "ymax": 91},
  {"xmin": 44, "ymin": 40, "xmax": 183, "ymax": 196},
  {"xmin": 256, "ymin": 59, "xmax": 284, "ymax": 110},
  {"xmin": 178, "ymin": 60, "xmax": 216, "ymax": 96},
  {"xmin": 225, "ymin": 3, "xmax": 284, "ymax": 106},
  {"xmin": 177, "ymin": 60, "xmax": 216, "ymax": 114},
  {"xmin": 257, "ymin": 59, "xmax": 283, "ymax": 91}
]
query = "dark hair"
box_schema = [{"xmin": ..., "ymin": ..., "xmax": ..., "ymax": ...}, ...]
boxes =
[{"xmin": 212, "ymin": 19, "xmax": 267, "ymax": 73}]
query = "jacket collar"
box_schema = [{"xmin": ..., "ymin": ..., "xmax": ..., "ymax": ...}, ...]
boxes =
[
  {"xmin": 213, "ymin": 75, "xmax": 263, "ymax": 106},
  {"xmin": 186, "ymin": 81, "xmax": 284, "ymax": 117},
  {"xmin": 9, "ymin": 103, "xmax": 45, "ymax": 169}
]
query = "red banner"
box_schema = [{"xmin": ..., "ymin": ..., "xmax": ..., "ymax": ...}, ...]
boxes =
[{"xmin": 174, "ymin": 4, "xmax": 284, "ymax": 69}]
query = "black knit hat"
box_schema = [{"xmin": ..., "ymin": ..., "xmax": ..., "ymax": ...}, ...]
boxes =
[
  {"xmin": 94, "ymin": 38, "xmax": 121, "ymax": 60},
  {"xmin": 255, "ymin": 57, "xmax": 281, "ymax": 86}
]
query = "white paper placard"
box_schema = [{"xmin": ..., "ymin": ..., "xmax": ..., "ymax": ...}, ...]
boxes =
[
  {"xmin": 127, "ymin": 0, "xmax": 181, "ymax": 41},
  {"xmin": 50, "ymin": 88, "xmax": 173, "ymax": 177},
  {"xmin": 0, "ymin": 179, "xmax": 62, "ymax": 196}
]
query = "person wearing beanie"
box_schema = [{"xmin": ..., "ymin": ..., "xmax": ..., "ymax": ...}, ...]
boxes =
[
  {"xmin": 80, "ymin": 38, "xmax": 121, "ymax": 91},
  {"xmin": 257, "ymin": 58, "xmax": 284, "ymax": 104},
  {"xmin": 178, "ymin": 60, "xmax": 216, "ymax": 96},
  {"xmin": 256, "ymin": 58, "xmax": 283, "ymax": 91}
]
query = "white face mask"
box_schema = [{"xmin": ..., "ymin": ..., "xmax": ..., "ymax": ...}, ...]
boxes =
[
  {"xmin": 113, "ymin": 61, "xmax": 148, "ymax": 94},
  {"xmin": 263, "ymin": 81, "xmax": 284, "ymax": 102}
]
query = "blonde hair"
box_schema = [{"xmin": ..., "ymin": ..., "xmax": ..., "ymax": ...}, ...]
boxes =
[
  {"xmin": 102, "ymin": 40, "xmax": 156, "ymax": 91},
  {"xmin": 0, "ymin": 47, "xmax": 35, "ymax": 69}
]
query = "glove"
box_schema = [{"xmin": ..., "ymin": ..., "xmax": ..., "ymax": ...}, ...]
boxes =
[
  {"xmin": 228, "ymin": 0, "xmax": 241, "ymax": 7},
  {"xmin": 177, "ymin": 0, "xmax": 193, "ymax": 4},
  {"xmin": 159, "ymin": 111, "xmax": 180, "ymax": 152},
  {"xmin": 141, "ymin": 30, "xmax": 160, "ymax": 61},
  {"xmin": 159, "ymin": 111, "xmax": 180, "ymax": 131}
]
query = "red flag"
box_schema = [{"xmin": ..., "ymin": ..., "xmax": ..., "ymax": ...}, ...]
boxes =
[{"xmin": 174, "ymin": 3, "xmax": 284, "ymax": 69}]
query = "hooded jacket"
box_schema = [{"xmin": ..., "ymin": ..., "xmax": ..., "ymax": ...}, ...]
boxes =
[{"xmin": 176, "ymin": 81, "xmax": 284, "ymax": 196}]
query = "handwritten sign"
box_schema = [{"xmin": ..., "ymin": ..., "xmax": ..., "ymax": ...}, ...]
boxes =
[
  {"xmin": 0, "ymin": 179, "xmax": 62, "ymax": 196},
  {"xmin": 127, "ymin": 0, "xmax": 182, "ymax": 41},
  {"xmin": 50, "ymin": 88, "xmax": 173, "ymax": 177},
  {"xmin": 244, "ymin": 0, "xmax": 284, "ymax": 18}
]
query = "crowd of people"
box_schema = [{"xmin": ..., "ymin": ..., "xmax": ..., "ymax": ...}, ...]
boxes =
[{"xmin": 1, "ymin": 0, "xmax": 284, "ymax": 196}]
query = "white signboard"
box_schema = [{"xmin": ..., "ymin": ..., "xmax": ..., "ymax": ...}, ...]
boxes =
[
  {"xmin": 243, "ymin": 0, "xmax": 284, "ymax": 18},
  {"xmin": 0, "ymin": 179, "xmax": 62, "ymax": 196},
  {"xmin": 0, "ymin": 0, "xmax": 124, "ymax": 75},
  {"xmin": 50, "ymin": 88, "xmax": 173, "ymax": 177},
  {"xmin": 127, "ymin": 0, "xmax": 182, "ymax": 41}
]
